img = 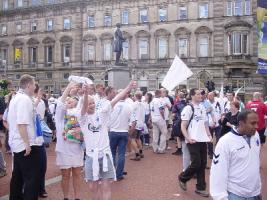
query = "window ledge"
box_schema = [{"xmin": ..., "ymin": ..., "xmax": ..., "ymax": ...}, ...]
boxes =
[{"xmin": 226, "ymin": 54, "xmax": 251, "ymax": 60}]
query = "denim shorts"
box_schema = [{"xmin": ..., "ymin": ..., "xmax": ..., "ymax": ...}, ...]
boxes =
[
  {"xmin": 84, "ymin": 155, "xmax": 115, "ymax": 181},
  {"xmin": 228, "ymin": 192, "xmax": 262, "ymax": 200}
]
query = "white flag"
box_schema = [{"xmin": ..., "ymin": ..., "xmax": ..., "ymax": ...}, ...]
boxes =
[
  {"xmin": 161, "ymin": 55, "xmax": 193, "ymax": 91},
  {"xmin": 234, "ymin": 86, "xmax": 243, "ymax": 101}
]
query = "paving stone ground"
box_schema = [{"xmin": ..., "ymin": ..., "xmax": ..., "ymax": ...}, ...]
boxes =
[{"xmin": 1, "ymin": 141, "xmax": 267, "ymax": 200}]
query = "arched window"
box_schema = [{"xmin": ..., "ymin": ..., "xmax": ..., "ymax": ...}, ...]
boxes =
[
  {"xmin": 154, "ymin": 29, "xmax": 170, "ymax": 60},
  {"xmin": 60, "ymin": 36, "xmax": 73, "ymax": 65},
  {"xmin": 174, "ymin": 27, "xmax": 191, "ymax": 58},
  {"xmin": 83, "ymin": 34, "xmax": 97, "ymax": 64},
  {"xmin": 12, "ymin": 39, "xmax": 24, "ymax": 66},
  {"xmin": 195, "ymin": 26, "xmax": 212, "ymax": 58},
  {"xmin": 100, "ymin": 33, "xmax": 113, "ymax": 64},
  {"xmin": 135, "ymin": 30, "xmax": 151, "ymax": 61},
  {"xmin": 225, "ymin": 21, "xmax": 252, "ymax": 56},
  {"xmin": 27, "ymin": 38, "xmax": 39, "ymax": 66},
  {"xmin": 42, "ymin": 37, "xmax": 55, "ymax": 67}
]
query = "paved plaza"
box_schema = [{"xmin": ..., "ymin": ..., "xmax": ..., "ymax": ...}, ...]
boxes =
[{"xmin": 0, "ymin": 142, "xmax": 267, "ymax": 200}]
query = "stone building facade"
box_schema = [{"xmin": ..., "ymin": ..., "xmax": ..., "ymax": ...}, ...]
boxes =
[{"xmin": 0, "ymin": 0, "xmax": 265, "ymax": 98}]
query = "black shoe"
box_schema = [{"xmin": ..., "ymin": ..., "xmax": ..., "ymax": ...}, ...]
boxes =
[
  {"xmin": 63, "ymin": 198, "xmax": 69, "ymax": 200},
  {"xmin": 178, "ymin": 179, "xmax": 187, "ymax": 191},
  {"xmin": 140, "ymin": 153, "xmax": 144, "ymax": 158},
  {"xmin": 195, "ymin": 190, "xmax": 209, "ymax": 197},
  {"xmin": 117, "ymin": 177, "xmax": 124, "ymax": 181},
  {"xmin": 123, "ymin": 171, "xmax": 127, "ymax": 175},
  {"xmin": 172, "ymin": 149, "xmax": 182, "ymax": 155},
  {"xmin": 130, "ymin": 156, "xmax": 141, "ymax": 161}
]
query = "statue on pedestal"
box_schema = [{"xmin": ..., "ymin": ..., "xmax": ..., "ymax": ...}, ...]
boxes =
[{"xmin": 114, "ymin": 23, "xmax": 125, "ymax": 65}]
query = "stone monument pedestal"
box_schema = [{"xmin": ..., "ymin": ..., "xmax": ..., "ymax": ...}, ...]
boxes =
[{"xmin": 107, "ymin": 64, "xmax": 130, "ymax": 89}]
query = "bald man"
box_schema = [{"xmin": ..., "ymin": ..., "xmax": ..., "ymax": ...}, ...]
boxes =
[{"xmin": 246, "ymin": 92, "xmax": 267, "ymax": 145}]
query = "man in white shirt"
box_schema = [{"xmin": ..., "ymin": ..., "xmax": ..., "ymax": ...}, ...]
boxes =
[
  {"xmin": 150, "ymin": 90, "xmax": 168, "ymax": 153},
  {"xmin": 109, "ymin": 90, "xmax": 132, "ymax": 181},
  {"xmin": 223, "ymin": 92, "xmax": 235, "ymax": 113},
  {"xmin": 129, "ymin": 91, "xmax": 146, "ymax": 161},
  {"xmin": 8, "ymin": 74, "xmax": 43, "ymax": 200},
  {"xmin": 210, "ymin": 110, "xmax": 261, "ymax": 200},
  {"xmin": 33, "ymin": 84, "xmax": 49, "ymax": 198},
  {"xmin": 160, "ymin": 88, "xmax": 172, "ymax": 149},
  {"xmin": 178, "ymin": 88, "xmax": 212, "ymax": 198}
]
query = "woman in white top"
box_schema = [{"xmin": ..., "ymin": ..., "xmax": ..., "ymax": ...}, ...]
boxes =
[
  {"xmin": 79, "ymin": 81, "xmax": 136, "ymax": 200},
  {"xmin": 55, "ymin": 82, "xmax": 84, "ymax": 200}
]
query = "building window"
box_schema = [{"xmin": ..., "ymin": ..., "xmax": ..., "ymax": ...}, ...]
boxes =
[
  {"xmin": 87, "ymin": 44, "xmax": 95, "ymax": 61},
  {"xmin": 104, "ymin": 15, "xmax": 112, "ymax": 27},
  {"xmin": 1, "ymin": 25, "xmax": 7, "ymax": 35},
  {"xmin": 63, "ymin": 45, "xmax": 71, "ymax": 62},
  {"xmin": 244, "ymin": 0, "xmax": 250, "ymax": 15},
  {"xmin": 140, "ymin": 9, "xmax": 148, "ymax": 23},
  {"xmin": 122, "ymin": 10, "xmax": 129, "ymax": 25},
  {"xmin": 158, "ymin": 38, "xmax": 168, "ymax": 59},
  {"xmin": 47, "ymin": 19, "xmax": 53, "ymax": 31},
  {"xmin": 29, "ymin": 47, "xmax": 37, "ymax": 63},
  {"xmin": 32, "ymin": 0, "xmax": 41, "ymax": 6},
  {"xmin": 139, "ymin": 39, "xmax": 148, "ymax": 59},
  {"xmin": 227, "ymin": 1, "xmax": 233, "ymax": 16},
  {"xmin": 229, "ymin": 32, "xmax": 248, "ymax": 55},
  {"xmin": 88, "ymin": 16, "xmax": 95, "ymax": 28},
  {"xmin": 48, "ymin": 0, "xmax": 55, "ymax": 4},
  {"xmin": 46, "ymin": 72, "xmax": 52, "ymax": 79},
  {"xmin": 14, "ymin": 47, "xmax": 23, "ymax": 63},
  {"xmin": 16, "ymin": 74, "xmax": 21, "ymax": 79},
  {"xmin": 17, "ymin": 0, "xmax": 23, "ymax": 7},
  {"xmin": 179, "ymin": 6, "xmax": 187, "ymax": 20},
  {"xmin": 199, "ymin": 37, "xmax": 209, "ymax": 57},
  {"xmin": 64, "ymin": 73, "xmax": 69, "ymax": 79},
  {"xmin": 122, "ymin": 41, "xmax": 129, "ymax": 60},
  {"xmin": 3, "ymin": 0, "xmax": 8, "ymax": 10},
  {"xmin": 16, "ymin": 23, "xmax": 22, "ymax": 34},
  {"xmin": 178, "ymin": 38, "xmax": 188, "ymax": 58},
  {"xmin": 159, "ymin": 8, "xmax": 167, "ymax": 22},
  {"xmin": 0, "ymin": 49, "xmax": 8, "ymax": 64},
  {"xmin": 46, "ymin": 46, "xmax": 53, "ymax": 63},
  {"xmin": 103, "ymin": 41, "xmax": 112, "ymax": 60},
  {"xmin": 31, "ymin": 22, "xmax": 37, "ymax": 32},
  {"xmin": 199, "ymin": 3, "xmax": 209, "ymax": 18},
  {"xmin": 234, "ymin": 0, "xmax": 242, "ymax": 16},
  {"xmin": 63, "ymin": 18, "xmax": 71, "ymax": 30}
]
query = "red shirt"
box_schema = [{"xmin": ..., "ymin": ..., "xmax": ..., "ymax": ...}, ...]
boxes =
[{"xmin": 246, "ymin": 100, "xmax": 267, "ymax": 130}]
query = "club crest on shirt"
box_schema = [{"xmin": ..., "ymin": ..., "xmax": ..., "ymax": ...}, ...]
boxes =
[
  {"xmin": 256, "ymin": 139, "xmax": 260, "ymax": 146},
  {"xmin": 88, "ymin": 123, "xmax": 101, "ymax": 133}
]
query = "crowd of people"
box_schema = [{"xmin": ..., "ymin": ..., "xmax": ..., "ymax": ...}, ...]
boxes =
[{"xmin": 0, "ymin": 74, "xmax": 266, "ymax": 200}]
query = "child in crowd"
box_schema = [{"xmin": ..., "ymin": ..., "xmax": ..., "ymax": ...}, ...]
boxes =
[{"xmin": 79, "ymin": 81, "xmax": 136, "ymax": 200}]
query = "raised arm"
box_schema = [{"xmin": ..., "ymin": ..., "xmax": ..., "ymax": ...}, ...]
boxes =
[
  {"xmin": 81, "ymin": 84, "xmax": 89, "ymax": 116},
  {"xmin": 110, "ymin": 81, "xmax": 137, "ymax": 108},
  {"xmin": 61, "ymin": 82, "xmax": 76, "ymax": 103}
]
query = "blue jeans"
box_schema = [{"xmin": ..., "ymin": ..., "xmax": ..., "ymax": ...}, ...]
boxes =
[
  {"xmin": 109, "ymin": 131, "xmax": 128, "ymax": 179},
  {"xmin": 228, "ymin": 192, "xmax": 262, "ymax": 200}
]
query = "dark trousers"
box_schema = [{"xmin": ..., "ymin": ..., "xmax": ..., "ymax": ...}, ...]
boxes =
[
  {"xmin": 5, "ymin": 130, "xmax": 10, "ymax": 151},
  {"xmin": 39, "ymin": 145, "xmax": 47, "ymax": 195},
  {"xmin": 115, "ymin": 51, "xmax": 122, "ymax": 63},
  {"xmin": 109, "ymin": 131, "xmax": 128, "ymax": 179},
  {"xmin": 208, "ymin": 126, "xmax": 221, "ymax": 156},
  {"xmin": 179, "ymin": 142, "xmax": 207, "ymax": 191},
  {"xmin": 9, "ymin": 146, "xmax": 42, "ymax": 200}
]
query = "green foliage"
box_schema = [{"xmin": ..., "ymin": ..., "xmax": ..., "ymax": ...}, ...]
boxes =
[{"xmin": 0, "ymin": 79, "xmax": 9, "ymax": 96}]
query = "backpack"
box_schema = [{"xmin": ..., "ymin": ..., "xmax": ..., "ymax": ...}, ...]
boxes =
[{"xmin": 172, "ymin": 102, "xmax": 194, "ymax": 140}]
